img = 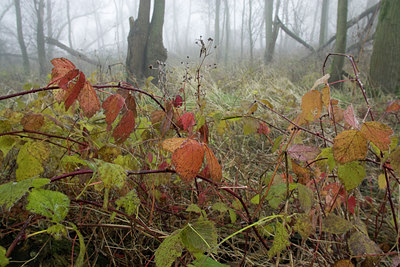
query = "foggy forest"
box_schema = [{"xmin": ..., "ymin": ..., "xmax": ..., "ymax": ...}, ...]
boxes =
[{"xmin": 0, "ymin": 0, "xmax": 400, "ymax": 266}]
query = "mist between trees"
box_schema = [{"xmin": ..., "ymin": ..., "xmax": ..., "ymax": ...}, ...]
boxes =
[{"xmin": 0, "ymin": 0, "xmax": 399, "ymax": 94}]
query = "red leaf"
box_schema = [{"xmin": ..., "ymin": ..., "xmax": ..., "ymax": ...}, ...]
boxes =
[
  {"xmin": 257, "ymin": 122, "xmax": 270, "ymax": 136},
  {"xmin": 347, "ymin": 195, "xmax": 356, "ymax": 214},
  {"xmin": 199, "ymin": 122, "xmax": 209, "ymax": 144},
  {"xmin": 58, "ymin": 69, "xmax": 80, "ymax": 90},
  {"xmin": 158, "ymin": 161, "xmax": 169, "ymax": 170},
  {"xmin": 343, "ymin": 104, "xmax": 359, "ymax": 129},
  {"xmin": 288, "ymin": 144, "xmax": 320, "ymax": 162},
  {"xmin": 112, "ymin": 110, "xmax": 135, "ymax": 143},
  {"xmin": 49, "ymin": 58, "xmax": 76, "ymax": 84},
  {"xmin": 102, "ymin": 94, "xmax": 125, "ymax": 130},
  {"xmin": 125, "ymin": 94, "xmax": 137, "ymax": 117},
  {"xmin": 179, "ymin": 112, "xmax": 195, "ymax": 132},
  {"xmin": 173, "ymin": 95, "xmax": 183, "ymax": 107},
  {"xmin": 78, "ymin": 81, "xmax": 100, "ymax": 118},
  {"xmin": 64, "ymin": 71, "xmax": 85, "ymax": 110}
]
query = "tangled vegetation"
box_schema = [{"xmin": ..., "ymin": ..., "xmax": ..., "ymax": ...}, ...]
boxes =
[{"xmin": 0, "ymin": 50, "xmax": 399, "ymax": 266}]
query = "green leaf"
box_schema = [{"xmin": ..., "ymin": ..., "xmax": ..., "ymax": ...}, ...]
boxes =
[
  {"xmin": 389, "ymin": 147, "xmax": 400, "ymax": 176},
  {"xmin": 0, "ymin": 135, "xmax": 16, "ymax": 156},
  {"xmin": 316, "ymin": 147, "xmax": 335, "ymax": 171},
  {"xmin": 27, "ymin": 189, "xmax": 70, "ymax": 223},
  {"xmin": 294, "ymin": 213, "xmax": 312, "ymax": 240},
  {"xmin": 61, "ymin": 155, "xmax": 87, "ymax": 170},
  {"xmin": 0, "ymin": 246, "xmax": 9, "ymax": 267},
  {"xmin": 266, "ymin": 183, "xmax": 298, "ymax": 209},
  {"xmin": 155, "ymin": 231, "xmax": 183, "ymax": 267},
  {"xmin": 297, "ymin": 184, "xmax": 314, "ymax": 212},
  {"xmin": 322, "ymin": 213, "xmax": 352, "ymax": 234},
  {"xmin": 228, "ymin": 209, "xmax": 237, "ymax": 224},
  {"xmin": 243, "ymin": 118, "xmax": 258, "ymax": 135},
  {"xmin": 95, "ymin": 159, "xmax": 127, "ymax": 189},
  {"xmin": 188, "ymin": 254, "xmax": 229, "ymax": 267},
  {"xmin": 69, "ymin": 222, "xmax": 86, "ymax": 267},
  {"xmin": 115, "ymin": 190, "xmax": 140, "ymax": 216},
  {"xmin": 186, "ymin": 204, "xmax": 202, "ymax": 214},
  {"xmin": 272, "ymin": 135, "xmax": 283, "ymax": 153},
  {"xmin": 268, "ymin": 221, "xmax": 290, "ymax": 259},
  {"xmin": 16, "ymin": 141, "xmax": 49, "ymax": 181},
  {"xmin": 211, "ymin": 202, "xmax": 229, "ymax": 213},
  {"xmin": 0, "ymin": 178, "xmax": 50, "ymax": 209},
  {"xmin": 114, "ymin": 154, "xmax": 138, "ymax": 171},
  {"xmin": 338, "ymin": 161, "xmax": 366, "ymax": 191},
  {"xmin": 47, "ymin": 224, "xmax": 68, "ymax": 240},
  {"xmin": 250, "ymin": 194, "xmax": 260, "ymax": 205},
  {"xmin": 180, "ymin": 220, "xmax": 217, "ymax": 253},
  {"xmin": 348, "ymin": 232, "xmax": 382, "ymax": 256}
]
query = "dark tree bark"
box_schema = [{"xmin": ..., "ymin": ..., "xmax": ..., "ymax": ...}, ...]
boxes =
[
  {"xmin": 370, "ymin": 0, "xmax": 400, "ymax": 94},
  {"xmin": 144, "ymin": 0, "xmax": 167, "ymax": 78},
  {"xmin": 14, "ymin": 0, "xmax": 30, "ymax": 75},
  {"xmin": 46, "ymin": 0, "xmax": 54, "ymax": 59},
  {"xmin": 319, "ymin": 0, "xmax": 329, "ymax": 47},
  {"xmin": 34, "ymin": 0, "xmax": 47, "ymax": 77},
  {"xmin": 330, "ymin": 0, "xmax": 348, "ymax": 86},
  {"xmin": 126, "ymin": 0, "xmax": 150, "ymax": 83}
]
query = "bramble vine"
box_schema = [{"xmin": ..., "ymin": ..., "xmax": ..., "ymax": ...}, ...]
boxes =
[{"xmin": 0, "ymin": 52, "xmax": 399, "ymax": 266}]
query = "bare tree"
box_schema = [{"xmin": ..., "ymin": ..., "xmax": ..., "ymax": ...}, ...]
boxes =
[
  {"xmin": 330, "ymin": 0, "xmax": 348, "ymax": 86},
  {"xmin": 319, "ymin": 0, "xmax": 329, "ymax": 47},
  {"xmin": 34, "ymin": 0, "xmax": 47, "ymax": 76},
  {"xmin": 264, "ymin": 0, "xmax": 273, "ymax": 63},
  {"xmin": 214, "ymin": 0, "xmax": 221, "ymax": 61},
  {"xmin": 224, "ymin": 0, "xmax": 229, "ymax": 64},
  {"xmin": 14, "ymin": 0, "xmax": 30, "ymax": 74}
]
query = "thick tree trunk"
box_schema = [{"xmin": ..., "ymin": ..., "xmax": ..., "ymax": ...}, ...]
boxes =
[
  {"xmin": 248, "ymin": 0, "xmax": 253, "ymax": 62},
  {"xmin": 144, "ymin": 0, "xmax": 167, "ymax": 78},
  {"xmin": 330, "ymin": 0, "xmax": 348, "ymax": 86},
  {"xmin": 14, "ymin": 0, "xmax": 30, "ymax": 75},
  {"xmin": 66, "ymin": 0, "xmax": 73, "ymax": 49},
  {"xmin": 319, "ymin": 0, "xmax": 329, "ymax": 47},
  {"xmin": 264, "ymin": 0, "xmax": 273, "ymax": 63},
  {"xmin": 370, "ymin": 0, "xmax": 400, "ymax": 94},
  {"xmin": 35, "ymin": 0, "xmax": 47, "ymax": 77},
  {"xmin": 46, "ymin": 0, "xmax": 53, "ymax": 60},
  {"xmin": 126, "ymin": 0, "xmax": 150, "ymax": 83}
]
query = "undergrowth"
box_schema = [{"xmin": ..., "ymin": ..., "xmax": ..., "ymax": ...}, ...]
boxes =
[{"xmin": 0, "ymin": 47, "xmax": 399, "ymax": 267}]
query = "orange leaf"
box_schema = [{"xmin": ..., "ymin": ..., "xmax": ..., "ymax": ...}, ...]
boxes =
[
  {"xmin": 199, "ymin": 122, "xmax": 209, "ymax": 144},
  {"xmin": 162, "ymin": 137, "xmax": 187, "ymax": 153},
  {"xmin": 172, "ymin": 139, "xmax": 204, "ymax": 182},
  {"xmin": 78, "ymin": 81, "xmax": 100, "ymax": 118},
  {"xmin": 203, "ymin": 144, "xmax": 222, "ymax": 182},
  {"xmin": 360, "ymin": 121, "xmax": 393, "ymax": 151},
  {"xmin": 49, "ymin": 58, "xmax": 76, "ymax": 84},
  {"xmin": 385, "ymin": 100, "xmax": 400, "ymax": 113},
  {"xmin": 64, "ymin": 71, "xmax": 85, "ymax": 110},
  {"xmin": 112, "ymin": 110, "xmax": 135, "ymax": 143},
  {"xmin": 21, "ymin": 113, "xmax": 44, "ymax": 131},
  {"xmin": 291, "ymin": 159, "xmax": 310, "ymax": 185},
  {"xmin": 332, "ymin": 106, "xmax": 344, "ymax": 123},
  {"xmin": 150, "ymin": 110, "xmax": 166, "ymax": 125},
  {"xmin": 343, "ymin": 105, "xmax": 359, "ymax": 129},
  {"xmin": 301, "ymin": 89, "xmax": 322, "ymax": 122},
  {"xmin": 321, "ymin": 85, "xmax": 330, "ymax": 111},
  {"xmin": 333, "ymin": 130, "xmax": 368, "ymax": 164},
  {"xmin": 102, "ymin": 94, "xmax": 125, "ymax": 130}
]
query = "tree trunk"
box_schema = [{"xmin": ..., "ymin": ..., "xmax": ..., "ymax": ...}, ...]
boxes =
[
  {"xmin": 319, "ymin": 0, "xmax": 329, "ymax": 47},
  {"xmin": 46, "ymin": 0, "xmax": 54, "ymax": 60},
  {"xmin": 214, "ymin": 0, "xmax": 221, "ymax": 61},
  {"xmin": 370, "ymin": 0, "xmax": 400, "ymax": 94},
  {"xmin": 264, "ymin": 0, "xmax": 273, "ymax": 63},
  {"xmin": 126, "ymin": 0, "xmax": 150, "ymax": 83},
  {"xmin": 14, "ymin": 0, "xmax": 30, "ymax": 75},
  {"xmin": 248, "ymin": 0, "xmax": 253, "ymax": 62},
  {"xmin": 240, "ymin": 0, "xmax": 245, "ymax": 60},
  {"xmin": 66, "ymin": 0, "xmax": 73, "ymax": 49},
  {"xmin": 330, "ymin": 0, "xmax": 348, "ymax": 86},
  {"xmin": 35, "ymin": 0, "xmax": 47, "ymax": 77},
  {"xmin": 224, "ymin": 0, "xmax": 229, "ymax": 65},
  {"xmin": 144, "ymin": 0, "xmax": 167, "ymax": 78}
]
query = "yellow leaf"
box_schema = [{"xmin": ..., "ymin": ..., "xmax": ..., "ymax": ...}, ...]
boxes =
[
  {"xmin": 301, "ymin": 90, "xmax": 322, "ymax": 122},
  {"xmin": 378, "ymin": 174, "xmax": 387, "ymax": 190},
  {"xmin": 321, "ymin": 85, "xmax": 330, "ymax": 111},
  {"xmin": 333, "ymin": 130, "xmax": 368, "ymax": 164},
  {"xmin": 247, "ymin": 102, "xmax": 258, "ymax": 115},
  {"xmin": 162, "ymin": 137, "xmax": 187, "ymax": 153},
  {"xmin": 258, "ymin": 99, "xmax": 273, "ymax": 109},
  {"xmin": 311, "ymin": 74, "xmax": 330, "ymax": 90}
]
